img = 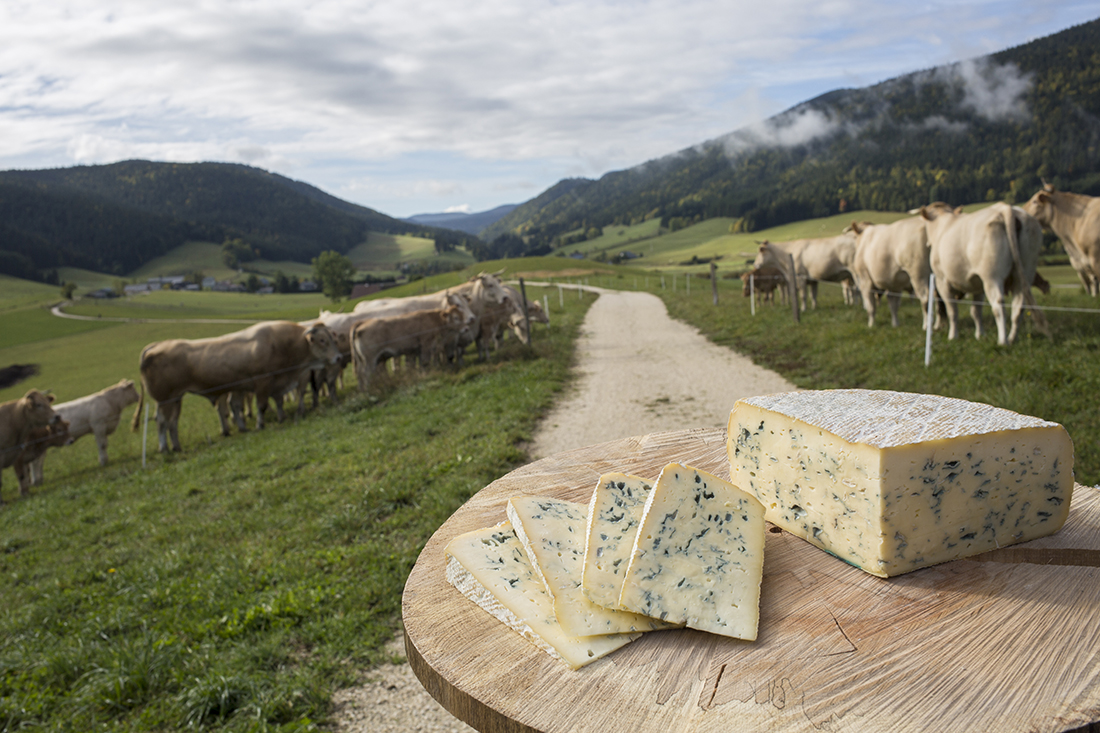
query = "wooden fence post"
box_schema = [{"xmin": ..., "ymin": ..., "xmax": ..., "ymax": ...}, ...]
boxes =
[{"xmin": 710, "ymin": 261, "xmax": 718, "ymax": 305}]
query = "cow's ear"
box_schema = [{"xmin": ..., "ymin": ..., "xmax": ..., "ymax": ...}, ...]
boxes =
[
  {"xmin": 918, "ymin": 206, "xmax": 932, "ymax": 221},
  {"xmin": 954, "ymin": 206, "xmax": 964, "ymax": 215},
  {"xmin": 1037, "ymin": 191, "xmax": 1051, "ymax": 204}
]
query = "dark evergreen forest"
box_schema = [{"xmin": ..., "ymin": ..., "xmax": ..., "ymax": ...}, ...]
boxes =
[{"xmin": 481, "ymin": 17, "xmax": 1100, "ymax": 248}]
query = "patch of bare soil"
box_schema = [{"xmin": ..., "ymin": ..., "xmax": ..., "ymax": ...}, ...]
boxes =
[{"xmin": 331, "ymin": 289, "xmax": 796, "ymax": 732}]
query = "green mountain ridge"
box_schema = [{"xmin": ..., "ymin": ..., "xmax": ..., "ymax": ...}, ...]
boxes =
[
  {"xmin": 481, "ymin": 17, "xmax": 1100, "ymax": 246},
  {"xmin": 0, "ymin": 160, "xmax": 473, "ymax": 280}
]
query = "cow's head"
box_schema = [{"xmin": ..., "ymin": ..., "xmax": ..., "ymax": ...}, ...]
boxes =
[
  {"xmin": 443, "ymin": 304, "xmax": 475, "ymax": 342},
  {"xmin": 527, "ymin": 300, "xmax": 549, "ymax": 325},
  {"xmin": 751, "ymin": 241, "xmax": 775, "ymax": 270},
  {"xmin": 46, "ymin": 419, "xmax": 75, "ymax": 448},
  {"xmin": 305, "ymin": 324, "xmax": 342, "ymax": 365},
  {"xmin": 1023, "ymin": 189, "xmax": 1055, "ymax": 226},
  {"xmin": 115, "ymin": 379, "xmax": 141, "ymax": 406},
  {"xmin": 446, "ymin": 292, "xmax": 478, "ymax": 328},
  {"xmin": 469, "ymin": 272, "xmax": 509, "ymax": 305},
  {"xmin": 19, "ymin": 389, "xmax": 59, "ymax": 427},
  {"xmin": 916, "ymin": 202, "xmax": 960, "ymax": 222}
]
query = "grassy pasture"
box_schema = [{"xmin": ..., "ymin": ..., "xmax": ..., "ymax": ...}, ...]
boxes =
[
  {"xmin": 637, "ymin": 269, "xmax": 1100, "ymax": 485},
  {"xmin": 0, "ymin": 269, "xmax": 589, "ymax": 731},
  {"xmin": 62, "ymin": 291, "xmax": 332, "ymax": 323},
  {"xmin": 345, "ymin": 232, "xmax": 475, "ymax": 272}
]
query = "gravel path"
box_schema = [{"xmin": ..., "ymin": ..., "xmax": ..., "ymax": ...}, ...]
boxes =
[{"xmin": 330, "ymin": 288, "xmax": 796, "ymax": 732}]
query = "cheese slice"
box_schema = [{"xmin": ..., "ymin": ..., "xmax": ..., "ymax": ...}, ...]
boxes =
[
  {"xmin": 618, "ymin": 463, "xmax": 766, "ymax": 641},
  {"xmin": 728, "ymin": 389, "xmax": 1075, "ymax": 577},
  {"xmin": 445, "ymin": 521, "xmax": 639, "ymax": 669},
  {"xmin": 507, "ymin": 496, "xmax": 675, "ymax": 636},
  {"xmin": 582, "ymin": 473, "xmax": 657, "ymax": 610}
]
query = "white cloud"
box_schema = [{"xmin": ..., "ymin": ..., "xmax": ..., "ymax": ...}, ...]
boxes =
[{"xmin": 0, "ymin": 0, "xmax": 1096, "ymax": 215}]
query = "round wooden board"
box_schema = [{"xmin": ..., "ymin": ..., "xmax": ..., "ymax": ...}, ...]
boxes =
[{"xmin": 402, "ymin": 428, "xmax": 1100, "ymax": 733}]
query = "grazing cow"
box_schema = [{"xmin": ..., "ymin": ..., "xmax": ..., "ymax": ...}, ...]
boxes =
[
  {"xmin": 1023, "ymin": 185, "xmax": 1100, "ymax": 296},
  {"xmin": 475, "ymin": 285, "xmax": 535, "ymax": 359},
  {"xmin": 741, "ymin": 266, "xmax": 788, "ymax": 305},
  {"xmin": 752, "ymin": 233, "xmax": 857, "ymax": 311},
  {"xmin": 0, "ymin": 390, "xmax": 60, "ymax": 499},
  {"xmin": 33, "ymin": 380, "xmax": 140, "ymax": 478},
  {"xmin": 18, "ymin": 419, "xmax": 73, "ymax": 489},
  {"xmin": 350, "ymin": 304, "xmax": 473, "ymax": 392},
  {"xmin": 353, "ymin": 272, "xmax": 508, "ymax": 364},
  {"xmin": 849, "ymin": 217, "xmax": 936, "ymax": 328},
  {"xmin": 132, "ymin": 321, "xmax": 341, "ymax": 452},
  {"xmin": 919, "ymin": 202, "xmax": 1049, "ymax": 345}
]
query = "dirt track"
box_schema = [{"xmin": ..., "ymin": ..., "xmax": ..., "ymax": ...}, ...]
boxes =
[{"xmin": 331, "ymin": 288, "xmax": 796, "ymax": 732}]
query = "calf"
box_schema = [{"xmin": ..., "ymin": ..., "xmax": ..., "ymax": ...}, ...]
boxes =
[
  {"xmin": 0, "ymin": 390, "xmax": 60, "ymax": 499},
  {"xmin": 36, "ymin": 380, "xmax": 140, "ymax": 476},
  {"xmin": 351, "ymin": 304, "xmax": 472, "ymax": 391},
  {"xmin": 18, "ymin": 419, "xmax": 74, "ymax": 490},
  {"xmin": 741, "ymin": 266, "xmax": 788, "ymax": 304}
]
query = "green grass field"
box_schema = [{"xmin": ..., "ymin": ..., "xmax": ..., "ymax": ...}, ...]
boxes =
[
  {"xmin": 3, "ymin": 206, "xmax": 1098, "ymax": 730},
  {"xmin": 0, "ymin": 268, "xmax": 590, "ymax": 731}
]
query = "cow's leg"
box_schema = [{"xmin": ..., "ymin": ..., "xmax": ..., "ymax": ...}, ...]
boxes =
[
  {"xmin": 978, "ymin": 283, "xmax": 1010, "ymax": 345},
  {"xmin": 14, "ymin": 459, "xmax": 31, "ymax": 497},
  {"xmin": 214, "ymin": 394, "xmax": 234, "ymax": 437},
  {"xmin": 254, "ymin": 395, "xmax": 268, "ymax": 430},
  {"xmin": 936, "ymin": 280, "xmax": 959, "ymax": 340},
  {"xmin": 94, "ymin": 425, "xmax": 109, "ymax": 466},
  {"xmin": 1007, "ymin": 291, "xmax": 1025, "ymax": 344},
  {"xmin": 157, "ymin": 399, "xmax": 182, "ymax": 452},
  {"xmin": 887, "ymin": 292, "xmax": 902, "ymax": 327},
  {"xmin": 228, "ymin": 392, "xmax": 248, "ymax": 432},
  {"xmin": 30, "ymin": 455, "xmax": 46, "ymax": 486},
  {"xmin": 969, "ymin": 293, "xmax": 986, "ymax": 341},
  {"xmin": 855, "ymin": 274, "xmax": 877, "ymax": 327},
  {"xmin": 809, "ymin": 281, "xmax": 819, "ymax": 309}
]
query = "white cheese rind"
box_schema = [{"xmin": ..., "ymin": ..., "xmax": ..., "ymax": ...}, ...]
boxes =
[
  {"xmin": 582, "ymin": 473, "xmax": 656, "ymax": 610},
  {"xmin": 507, "ymin": 496, "xmax": 675, "ymax": 636},
  {"xmin": 444, "ymin": 521, "xmax": 639, "ymax": 669},
  {"xmin": 618, "ymin": 463, "xmax": 766, "ymax": 641},
  {"xmin": 728, "ymin": 389, "xmax": 1075, "ymax": 577}
]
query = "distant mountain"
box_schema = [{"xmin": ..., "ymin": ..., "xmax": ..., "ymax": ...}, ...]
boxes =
[
  {"xmin": 0, "ymin": 161, "xmax": 474, "ymax": 279},
  {"xmin": 404, "ymin": 204, "xmax": 518, "ymax": 235},
  {"xmin": 482, "ymin": 17, "xmax": 1100, "ymax": 247}
]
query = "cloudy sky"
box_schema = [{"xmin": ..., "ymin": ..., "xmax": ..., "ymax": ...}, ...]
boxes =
[{"xmin": 2, "ymin": 2, "xmax": 1098, "ymax": 219}]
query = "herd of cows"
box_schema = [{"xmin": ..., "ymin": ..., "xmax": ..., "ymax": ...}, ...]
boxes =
[
  {"xmin": 0, "ymin": 272, "xmax": 547, "ymax": 500},
  {"xmin": 741, "ymin": 184, "xmax": 1099, "ymax": 346},
  {"xmin": 4, "ymin": 184, "xmax": 1097, "ymax": 499}
]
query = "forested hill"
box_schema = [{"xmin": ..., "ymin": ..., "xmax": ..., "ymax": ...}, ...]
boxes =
[
  {"xmin": 482, "ymin": 17, "xmax": 1100, "ymax": 246},
  {"xmin": 0, "ymin": 161, "xmax": 469, "ymax": 280}
]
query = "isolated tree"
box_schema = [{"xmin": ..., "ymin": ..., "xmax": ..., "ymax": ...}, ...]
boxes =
[
  {"xmin": 245, "ymin": 273, "xmax": 261, "ymax": 293},
  {"xmin": 273, "ymin": 270, "xmax": 291, "ymax": 293},
  {"xmin": 312, "ymin": 250, "xmax": 355, "ymax": 302},
  {"xmin": 222, "ymin": 238, "xmax": 258, "ymax": 269},
  {"xmin": 60, "ymin": 282, "xmax": 77, "ymax": 299}
]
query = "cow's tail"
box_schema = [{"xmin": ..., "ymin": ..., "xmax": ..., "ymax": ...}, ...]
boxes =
[
  {"xmin": 131, "ymin": 345, "xmax": 151, "ymax": 431},
  {"xmin": 130, "ymin": 379, "xmax": 145, "ymax": 432},
  {"xmin": 1003, "ymin": 205, "xmax": 1051, "ymax": 337}
]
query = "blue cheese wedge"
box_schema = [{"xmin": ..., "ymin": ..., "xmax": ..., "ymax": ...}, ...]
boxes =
[
  {"xmin": 728, "ymin": 389, "xmax": 1075, "ymax": 578},
  {"xmin": 507, "ymin": 496, "xmax": 675, "ymax": 636},
  {"xmin": 582, "ymin": 473, "xmax": 657, "ymax": 610},
  {"xmin": 618, "ymin": 463, "xmax": 766, "ymax": 641},
  {"xmin": 445, "ymin": 521, "xmax": 639, "ymax": 669}
]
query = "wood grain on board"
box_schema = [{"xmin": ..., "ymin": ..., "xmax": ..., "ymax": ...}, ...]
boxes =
[{"xmin": 402, "ymin": 428, "xmax": 1100, "ymax": 733}]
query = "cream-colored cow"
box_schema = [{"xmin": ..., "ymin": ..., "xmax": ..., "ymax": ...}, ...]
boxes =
[
  {"xmin": 850, "ymin": 217, "xmax": 936, "ymax": 328},
  {"xmin": 752, "ymin": 233, "xmax": 857, "ymax": 311},
  {"xmin": 919, "ymin": 202, "xmax": 1049, "ymax": 345},
  {"xmin": 1024, "ymin": 185, "xmax": 1100, "ymax": 296}
]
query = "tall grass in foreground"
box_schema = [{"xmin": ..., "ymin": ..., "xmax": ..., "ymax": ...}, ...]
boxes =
[
  {"xmin": 0, "ymin": 289, "xmax": 593, "ymax": 732},
  {"xmin": 649, "ymin": 276, "xmax": 1100, "ymax": 486}
]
